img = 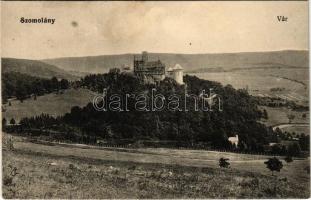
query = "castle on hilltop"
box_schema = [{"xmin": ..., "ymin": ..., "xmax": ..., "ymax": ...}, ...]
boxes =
[{"xmin": 133, "ymin": 51, "xmax": 184, "ymax": 85}]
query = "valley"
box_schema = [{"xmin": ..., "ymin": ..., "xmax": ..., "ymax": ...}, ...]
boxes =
[{"xmin": 1, "ymin": 50, "xmax": 309, "ymax": 199}]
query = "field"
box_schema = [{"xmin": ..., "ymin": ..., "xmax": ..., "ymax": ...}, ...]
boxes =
[
  {"xmin": 2, "ymin": 134, "xmax": 310, "ymax": 198},
  {"xmin": 280, "ymin": 126, "xmax": 310, "ymax": 135},
  {"xmin": 260, "ymin": 106, "xmax": 309, "ymax": 134},
  {"xmin": 190, "ymin": 68, "xmax": 309, "ymax": 134},
  {"xmin": 2, "ymin": 88, "xmax": 97, "ymax": 122},
  {"xmin": 258, "ymin": 106, "xmax": 309, "ymax": 135},
  {"xmin": 188, "ymin": 68, "xmax": 309, "ymax": 105},
  {"xmin": 260, "ymin": 106, "xmax": 309, "ymax": 126}
]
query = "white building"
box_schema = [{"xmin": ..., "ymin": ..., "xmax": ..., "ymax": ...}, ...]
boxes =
[
  {"xmin": 228, "ymin": 135, "xmax": 239, "ymax": 147},
  {"xmin": 167, "ymin": 64, "xmax": 184, "ymax": 85}
]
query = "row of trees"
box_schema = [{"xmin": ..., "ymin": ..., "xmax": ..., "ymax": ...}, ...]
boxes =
[
  {"xmin": 2, "ymin": 72, "xmax": 70, "ymax": 103},
  {"xmin": 252, "ymin": 96, "xmax": 309, "ymax": 111},
  {"xmin": 3, "ymin": 71, "xmax": 308, "ymax": 156},
  {"xmin": 274, "ymin": 127, "xmax": 310, "ymax": 152}
]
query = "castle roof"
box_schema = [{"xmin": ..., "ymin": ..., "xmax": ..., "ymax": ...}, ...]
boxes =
[
  {"xmin": 141, "ymin": 60, "xmax": 165, "ymax": 69},
  {"xmin": 167, "ymin": 67, "xmax": 173, "ymax": 72},
  {"xmin": 173, "ymin": 64, "xmax": 183, "ymax": 70}
]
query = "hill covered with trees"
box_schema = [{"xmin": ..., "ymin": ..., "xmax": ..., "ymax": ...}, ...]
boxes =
[
  {"xmin": 2, "ymin": 72, "xmax": 69, "ymax": 102},
  {"xmin": 2, "ymin": 58, "xmax": 79, "ymax": 80},
  {"xmin": 13, "ymin": 72, "xmax": 276, "ymax": 152}
]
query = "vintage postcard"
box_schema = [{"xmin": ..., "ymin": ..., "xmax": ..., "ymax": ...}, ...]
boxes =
[{"xmin": 1, "ymin": 1, "xmax": 309, "ymax": 199}]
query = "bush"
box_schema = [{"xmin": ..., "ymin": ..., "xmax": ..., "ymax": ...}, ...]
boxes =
[
  {"xmin": 284, "ymin": 156, "xmax": 293, "ymax": 163},
  {"xmin": 5, "ymin": 136, "xmax": 14, "ymax": 151},
  {"xmin": 264, "ymin": 157, "xmax": 283, "ymax": 175},
  {"xmin": 10, "ymin": 118, "xmax": 15, "ymax": 125},
  {"xmin": 68, "ymin": 163, "xmax": 76, "ymax": 170},
  {"xmin": 304, "ymin": 166, "xmax": 310, "ymax": 174},
  {"xmin": 287, "ymin": 143, "xmax": 301, "ymax": 157},
  {"xmin": 3, "ymin": 175, "xmax": 13, "ymax": 186},
  {"xmin": 219, "ymin": 158, "xmax": 230, "ymax": 168},
  {"xmin": 2, "ymin": 118, "xmax": 7, "ymax": 127},
  {"xmin": 4, "ymin": 165, "xmax": 18, "ymax": 186}
]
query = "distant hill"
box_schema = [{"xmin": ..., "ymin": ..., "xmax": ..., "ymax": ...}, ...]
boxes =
[
  {"xmin": 187, "ymin": 63, "xmax": 307, "ymax": 73},
  {"xmin": 2, "ymin": 58, "xmax": 80, "ymax": 80},
  {"xmin": 42, "ymin": 50, "xmax": 308, "ymax": 74}
]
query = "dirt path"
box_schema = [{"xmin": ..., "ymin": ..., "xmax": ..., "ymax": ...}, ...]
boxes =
[{"xmin": 272, "ymin": 123, "xmax": 309, "ymax": 131}]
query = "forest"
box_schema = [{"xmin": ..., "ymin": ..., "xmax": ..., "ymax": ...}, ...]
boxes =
[
  {"xmin": 6, "ymin": 72, "xmax": 280, "ymax": 152},
  {"xmin": 2, "ymin": 72, "xmax": 69, "ymax": 103}
]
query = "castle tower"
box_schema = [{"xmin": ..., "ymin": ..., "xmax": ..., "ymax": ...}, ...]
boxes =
[
  {"xmin": 142, "ymin": 51, "xmax": 148, "ymax": 63},
  {"xmin": 172, "ymin": 64, "xmax": 184, "ymax": 85},
  {"xmin": 167, "ymin": 67, "xmax": 173, "ymax": 77}
]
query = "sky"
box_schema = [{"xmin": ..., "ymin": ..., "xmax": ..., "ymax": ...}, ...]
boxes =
[{"xmin": 1, "ymin": 1, "xmax": 309, "ymax": 59}]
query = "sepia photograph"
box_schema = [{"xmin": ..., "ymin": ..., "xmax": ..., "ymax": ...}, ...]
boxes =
[{"xmin": 1, "ymin": 1, "xmax": 310, "ymax": 199}]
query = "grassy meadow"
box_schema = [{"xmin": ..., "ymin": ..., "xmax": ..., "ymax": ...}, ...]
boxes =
[
  {"xmin": 280, "ymin": 126, "xmax": 310, "ymax": 135},
  {"xmin": 260, "ymin": 106, "xmax": 309, "ymax": 133},
  {"xmin": 189, "ymin": 68, "xmax": 309, "ymax": 107},
  {"xmin": 2, "ymin": 88, "xmax": 97, "ymax": 122},
  {"xmin": 2, "ymin": 134, "xmax": 310, "ymax": 199},
  {"xmin": 260, "ymin": 106, "xmax": 309, "ymax": 125},
  {"xmin": 189, "ymin": 68, "xmax": 308, "ymax": 93}
]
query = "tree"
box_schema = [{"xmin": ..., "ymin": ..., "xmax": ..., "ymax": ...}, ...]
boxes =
[
  {"xmin": 264, "ymin": 157, "xmax": 283, "ymax": 196},
  {"xmin": 212, "ymin": 129, "xmax": 229, "ymax": 149},
  {"xmin": 284, "ymin": 155, "xmax": 293, "ymax": 163},
  {"xmin": 264, "ymin": 157, "xmax": 283, "ymax": 175},
  {"xmin": 263, "ymin": 109, "xmax": 268, "ymax": 119},
  {"xmin": 15, "ymin": 84, "xmax": 27, "ymax": 102},
  {"xmin": 299, "ymin": 135, "xmax": 310, "ymax": 151},
  {"xmin": 10, "ymin": 118, "xmax": 16, "ymax": 125},
  {"xmin": 287, "ymin": 114, "xmax": 295, "ymax": 123},
  {"xmin": 304, "ymin": 166, "xmax": 310, "ymax": 174},
  {"xmin": 274, "ymin": 127, "xmax": 283, "ymax": 138},
  {"xmin": 219, "ymin": 158, "xmax": 230, "ymax": 168},
  {"xmin": 271, "ymin": 144, "xmax": 284, "ymax": 155},
  {"xmin": 51, "ymin": 77, "xmax": 59, "ymax": 91},
  {"xmin": 287, "ymin": 143, "xmax": 301, "ymax": 157},
  {"xmin": 60, "ymin": 79, "xmax": 69, "ymax": 90},
  {"xmin": 13, "ymin": 73, "xmax": 274, "ymax": 151},
  {"xmin": 2, "ymin": 118, "xmax": 7, "ymax": 127}
]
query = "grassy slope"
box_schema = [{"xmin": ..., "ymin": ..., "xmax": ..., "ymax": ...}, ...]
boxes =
[
  {"xmin": 259, "ymin": 106, "xmax": 309, "ymax": 135},
  {"xmin": 280, "ymin": 126, "xmax": 310, "ymax": 135},
  {"xmin": 2, "ymin": 88, "xmax": 97, "ymax": 122},
  {"xmin": 2, "ymin": 135, "xmax": 310, "ymax": 198},
  {"xmin": 260, "ymin": 106, "xmax": 309, "ymax": 126}
]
